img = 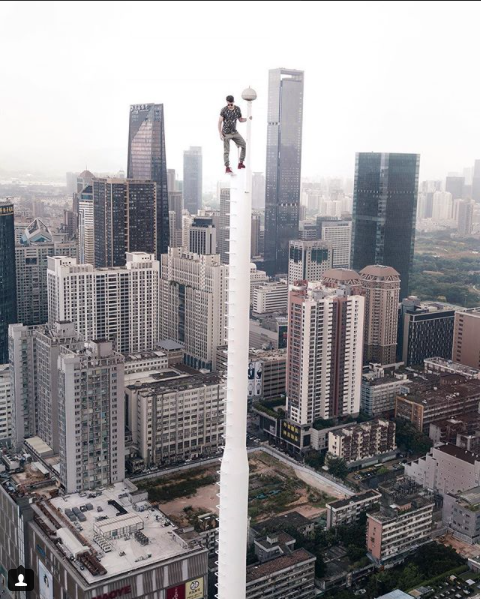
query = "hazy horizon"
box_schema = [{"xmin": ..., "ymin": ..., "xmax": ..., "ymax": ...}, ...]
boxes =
[{"xmin": 0, "ymin": 1, "xmax": 479, "ymax": 186}]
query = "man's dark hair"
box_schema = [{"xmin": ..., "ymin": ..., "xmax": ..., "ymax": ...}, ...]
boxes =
[{"xmin": 226, "ymin": 95, "xmax": 234, "ymax": 103}]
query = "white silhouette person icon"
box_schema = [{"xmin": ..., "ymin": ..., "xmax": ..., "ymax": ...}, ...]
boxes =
[{"xmin": 15, "ymin": 574, "xmax": 27, "ymax": 587}]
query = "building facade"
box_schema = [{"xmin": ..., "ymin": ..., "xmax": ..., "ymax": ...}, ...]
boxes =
[
  {"xmin": 367, "ymin": 498, "xmax": 434, "ymax": 564},
  {"xmin": 318, "ymin": 218, "xmax": 352, "ymax": 269},
  {"xmin": 183, "ymin": 146, "xmax": 203, "ymax": 214},
  {"xmin": 127, "ymin": 103, "xmax": 169, "ymax": 255},
  {"xmin": 326, "ymin": 490, "xmax": 381, "ymax": 529},
  {"xmin": 398, "ymin": 298, "xmax": 456, "ymax": 366},
  {"xmin": 328, "ymin": 419, "xmax": 396, "ymax": 465},
  {"xmin": 189, "ymin": 216, "xmax": 217, "ymax": 255},
  {"xmin": 452, "ymin": 308, "xmax": 480, "ymax": 368},
  {"xmin": 361, "ymin": 364, "xmax": 411, "ymax": 417},
  {"xmin": 286, "ymin": 280, "xmax": 364, "ymax": 425},
  {"xmin": 351, "ymin": 153, "xmax": 420, "ymax": 299},
  {"xmin": 126, "ymin": 370, "xmax": 225, "ymax": 466},
  {"xmin": 93, "ymin": 178, "xmax": 158, "ymax": 267},
  {"xmin": 219, "ymin": 187, "xmax": 230, "ymax": 264},
  {"xmin": 405, "ymin": 444, "xmax": 480, "ymax": 495},
  {"xmin": 360, "ymin": 265, "xmax": 400, "ymax": 365},
  {"xmin": 288, "ymin": 239, "xmax": 333, "ymax": 286},
  {"xmin": 0, "ymin": 201, "xmax": 17, "ymax": 364},
  {"xmin": 160, "ymin": 248, "xmax": 228, "ymax": 370},
  {"xmin": 0, "ymin": 364, "xmax": 12, "ymax": 446},
  {"xmin": 47, "ymin": 253, "xmax": 160, "ymax": 354},
  {"xmin": 264, "ymin": 68, "xmax": 304, "ymax": 275},
  {"xmin": 252, "ymin": 282, "xmax": 288, "ymax": 315},
  {"xmin": 15, "ymin": 219, "xmax": 77, "ymax": 326}
]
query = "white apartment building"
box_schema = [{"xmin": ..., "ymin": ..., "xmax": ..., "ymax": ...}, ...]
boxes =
[
  {"xmin": 47, "ymin": 252, "xmax": 160, "ymax": 354},
  {"xmin": 326, "ymin": 490, "xmax": 382, "ymax": 529},
  {"xmin": 58, "ymin": 339, "xmax": 125, "ymax": 493},
  {"xmin": 320, "ymin": 220, "xmax": 352, "ymax": 269},
  {"xmin": 286, "ymin": 281, "xmax": 365, "ymax": 425},
  {"xmin": 252, "ymin": 282, "xmax": 288, "ymax": 315},
  {"xmin": 405, "ymin": 444, "xmax": 480, "ymax": 495},
  {"xmin": 160, "ymin": 248, "xmax": 228, "ymax": 370},
  {"xmin": 78, "ymin": 198, "xmax": 94, "ymax": 264},
  {"xmin": 287, "ymin": 239, "xmax": 333, "ymax": 286}
]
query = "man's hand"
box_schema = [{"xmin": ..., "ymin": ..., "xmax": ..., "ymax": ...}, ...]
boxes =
[{"xmin": 219, "ymin": 134, "xmax": 224, "ymax": 141}]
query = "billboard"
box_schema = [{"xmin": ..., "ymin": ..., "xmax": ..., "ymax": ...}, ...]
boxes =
[
  {"xmin": 38, "ymin": 560, "xmax": 53, "ymax": 599},
  {"xmin": 185, "ymin": 577, "xmax": 204, "ymax": 599},
  {"xmin": 167, "ymin": 579, "xmax": 204, "ymax": 599},
  {"xmin": 247, "ymin": 361, "xmax": 263, "ymax": 397}
]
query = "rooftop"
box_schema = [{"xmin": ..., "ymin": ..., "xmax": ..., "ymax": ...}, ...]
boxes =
[
  {"xmin": 157, "ymin": 339, "xmax": 184, "ymax": 351},
  {"xmin": 435, "ymin": 443, "xmax": 479, "ymax": 465},
  {"xmin": 127, "ymin": 370, "xmax": 223, "ymax": 394},
  {"xmin": 400, "ymin": 376, "xmax": 480, "ymax": 406},
  {"xmin": 253, "ymin": 511, "xmax": 312, "ymax": 533},
  {"xmin": 328, "ymin": 490, "xmax": 382, "ymax": 510},
  {"xmin": 39, "ymin": 483, "xmax": 203, "ymax": 584},
  {"xmin": 359, "ymin": 264, "xmax": 400, "ymax": 278},
  {"xmin": 246, "ymin": 548, "xmax": 314, "ymax": 583}
]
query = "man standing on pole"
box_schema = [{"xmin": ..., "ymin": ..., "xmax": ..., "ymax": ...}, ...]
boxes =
[{"xmin": 218, "ymin": 95, "xmax": 251, "ymax": 174}]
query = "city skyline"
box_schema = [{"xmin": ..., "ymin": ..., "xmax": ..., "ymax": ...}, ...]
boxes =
[{"xmin": 0, "ymin": 2, "xmax": 479, "ymax": 183}]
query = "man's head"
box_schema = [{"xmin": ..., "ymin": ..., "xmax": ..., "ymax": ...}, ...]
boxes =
[{"xmin": 226, "ymin": 95, "xmax": 234, "ymax": 109}]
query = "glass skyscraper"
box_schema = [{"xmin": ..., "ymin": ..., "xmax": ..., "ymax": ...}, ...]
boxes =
[
  {"xmin": 183, "ymin": 146, "xmax": 203, "ymax": 214},
  {"xmin": 264, "ymin": 68, "xmax": 304, "ymax": 275},
  {"xmin": 0, "ymin": 201, "xmax": 17, "ymax": 364},
  {"xmin": 351, "ymin": 152, "xmax": 420, "ymax": 299},
  {"xmin": 127, "ymin": 103, "xmax": 169, "ymax": 255},
  {"xmin": 93, "ymin": 178, "xmax": 157, "ymax": 268}
]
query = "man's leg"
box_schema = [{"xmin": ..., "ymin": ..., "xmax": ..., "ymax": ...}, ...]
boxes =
[
  {"xmin": 224, "ymin": 135, "xmax": 231, "ymax": 166},
  {"xmin": 232, "ymin": 132, "xmax": 246, "ymax": 163}
]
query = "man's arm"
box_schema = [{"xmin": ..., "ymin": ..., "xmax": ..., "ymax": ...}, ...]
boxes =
[{"xmin": 218, "ymin": 116, "xmax": 224, "ymax": 139}]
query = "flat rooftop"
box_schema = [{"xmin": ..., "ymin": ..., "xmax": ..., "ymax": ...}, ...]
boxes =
[
  {"xmin": 435, "ymin": 443, "xmax": 479, "ymax": 465},
  {"xmin": 246, "ymin": 548, "xmax": 314, "ymax": 583},
  {"xmin": 328, "ymin": 490, "xmax": 381, "ymax": 510},
  {"xmin": 127, "ymin": 370, "xmax": 223, "ymax": 394},
  {"xmin": 401, "ymin": 378, "xmax": 480, "ymax": 405},
  {"xmin": 40, "ymin": 483, "xmax": 202, "ymax": 584}
]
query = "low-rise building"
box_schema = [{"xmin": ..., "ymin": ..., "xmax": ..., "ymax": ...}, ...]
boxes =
[
  {"xmin": 0, "ymin": 472, "xmax": 208, "ymax": 599},
  {"xmin": 442, "ymin": 487, "xmax": 480, "ymax": 545},
  {"xmin": 424, "ymin": 356, "xmax": 479, "ymax": 379},
  {"xmin": 328, "ymin": 419, "xmax": 396, "ymax": 467},
  {"xmin": 249, "ymin": 314, "xmax": 288, "ymax": 350},
  {"xmin": 252, "ymin": 511, "xmax": 315, "ymax": 538},
  {"xmin": 246, "ymin": 548, "xmax": 316, "ymax": 599},
  {"xmin": 252, "ymin": 281, "xmax": 289, "ymax": 315},
  {"xmin": 367, "ymin": 496, "xmax": 434, "ymax": 564},
  {"xmin": 428, "ymin": 413, "xmax": 479, "ymax": 446},
  {"xmin": 126, "ymin": 368, "xmax": 225, "ymax": 466},
  {"xmin": 404, "ymin": 444, "xmax": 480, "ymax": 495},
  {"xmin": 395, "ymin": 374, "xmax": 480, "ymax": 432},
  {"xmin": 361, "ymin": 363, "xmax": 412, "ymax": 416},
  {"xmin": 326, "ymin": 490, "xmax": 381, "ymax": 529}
]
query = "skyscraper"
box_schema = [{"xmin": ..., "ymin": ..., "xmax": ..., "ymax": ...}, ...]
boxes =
[
  {"xmin": 351, "ymin": 152, "xmax": 420, "ymax": 299},
  {"xmin": 168, "ymin": 190, "xmax": 183, "ymax": 247},
  {"xmin": 456, "ymin": 199, "xmax": 474, "ymax": 235},
  {"xmin": 78, "ymin": 185, "xmax": 94, "ymax": 264},
  {"xmin": 472, "ymin": 159, "xmax": 480, "ymax": 203},
  {"xmin": 183, "ymin": 146, "xmax": 203, "ymax": 214},
  {"xmin": 252, "ymin": 172, "xmax": 266, "ymax": 210},
  {"xmin": 287, "ymin": 239, "xmax": 333, "ymax": 286},
  {"xmin": 127, "ymin": 103, "xmax": 169, "ymax": 255},
  {"xmin": 58, "ymin": 339, "xmax": 125, "ymax": 493},
  {"xmin": 189, "ymin": 216, "xmax": 217, "ymax": 255},
  {"xmin": 0, "ymin": 201, "xmax": 17, "ymax": 364},
  {"xmin": 360, "ymin": 265, "xmax": 401, "ymax": 365},
  {"xmin": 15, "ymin": 219, "xmax": 77, "ymax": 326},
  {"xmin": 160, "ymin": 248, "xmax": 228, "ymax": 370},
  {"xmin": 286, "ymin": 279, "xmax": 364, "ymax": 425},
  {"xmin": 445, "ymin": 175, "xmax": 465, "ymax": 200},
  {"xmin": 47, "ymin": 253, "xmax": 160, "ymax": 354},
  {"xmin": 317, "ymin": 217, "xmax": 352, "ymax": 269},
  {"xmin": 264, "ymin": 68, "xmax": 304, "ymax": 275},
  {"xmin": 93, "ymin": 178, "xmax": 157, "ymax": 267}
]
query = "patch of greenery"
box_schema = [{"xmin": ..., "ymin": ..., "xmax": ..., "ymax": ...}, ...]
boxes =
[
  {"xmin": 395, "ymin": 418, "xmax": 433, "ymax": 455},
  {"xmin": 326, "ymin": 455, "xmax": 349, "ymax": 479},
  {"xmin": 138, "ymin": 474, "xmax": 216, "ymax": 503}
]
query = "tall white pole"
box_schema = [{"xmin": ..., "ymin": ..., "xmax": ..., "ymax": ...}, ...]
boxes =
[{"xmin": 217, "ymin": 88, "xmax": 256, "ymax": 599}]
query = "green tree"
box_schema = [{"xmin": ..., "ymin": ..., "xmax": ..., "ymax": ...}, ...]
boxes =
[
  {"xmin": 326, "ymin": 455, "xmax": 349, "ymax": 479},
  {"xmin": 397, "ymin": 563, "xmax": 422, "ymax": 591}
]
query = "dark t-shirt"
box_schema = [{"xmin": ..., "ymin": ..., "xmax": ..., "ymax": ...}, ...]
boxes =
[{"xmin": 220, "ymin": 105, "xmax": 242, "ymax": 134}]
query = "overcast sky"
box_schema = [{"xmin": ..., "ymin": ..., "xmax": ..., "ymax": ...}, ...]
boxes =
[{"xmin": 0, "ymin": 1, "xmax": 479, "ymax": 187}]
